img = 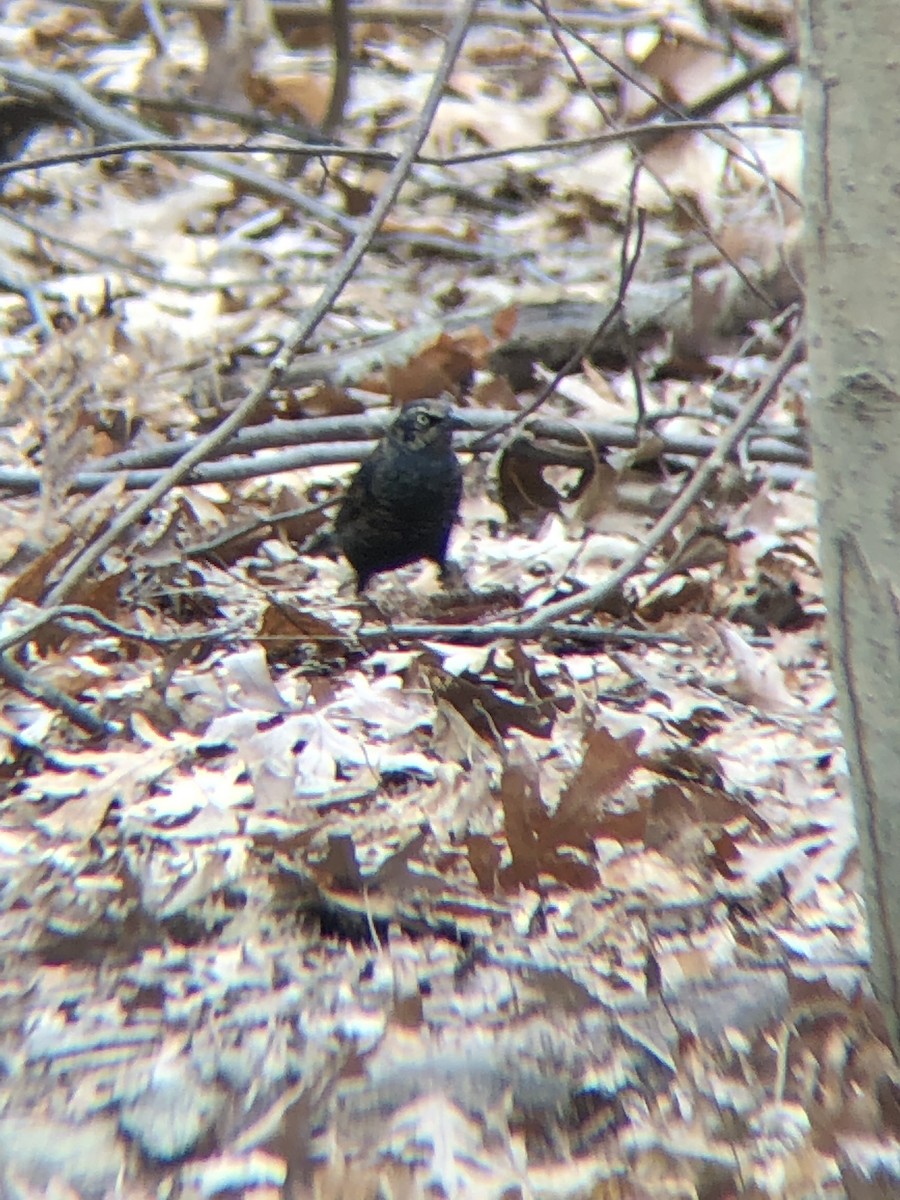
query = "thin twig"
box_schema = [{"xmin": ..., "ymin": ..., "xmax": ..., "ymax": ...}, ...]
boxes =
[
  {"xmin": 322, "ymin": 0, "xmax": 352, "ymax": 134},
  {"xmin": 0, "ymin": 138, "xmax": 395, "ymax": 182},
  {"xmin": 469, "ymin": 210, "xmax": 646, "ymax": 455},
  {"xmin": 0, "ymin": 653, "xmax": 118, "ymax": 736},
  {"xmin": 0, "ymin": 251, "xmax": 53, "ymax": 335},
  {"xmin": 98, "ymin": 87, "xmax": 332, "ymax": 141},
  {"xmin": 0, "ymin": 118, "xmax": 798, "ymax": 181},
  {"xmin": 436, "ymin": 115, "xmax": 798, "ymax": 167},
  {"xmin": 355, "ymin": 622, "xmax": 688, "ymax": 647},
  {"xmin": 621, "ymin": 171, "xmax": 646, "ymax": 429},
  {"xmin": 0, "ymin": 604, "xmax": 242, "ymax": 656}
]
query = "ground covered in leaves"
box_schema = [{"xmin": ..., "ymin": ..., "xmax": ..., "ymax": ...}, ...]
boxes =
[{"xmin": 0, "ymin": 1, "xmax": 893, "ymax": 1197}]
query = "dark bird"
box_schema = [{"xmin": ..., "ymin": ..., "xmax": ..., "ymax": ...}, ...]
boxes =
[{"xmin": 334, "ymin": 399, "xmax": 463, "ymax": 591}]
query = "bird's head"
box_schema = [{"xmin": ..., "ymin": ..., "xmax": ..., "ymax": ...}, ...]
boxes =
[{"xmin": 390, "ymin": 398, "xmax": 460, "ymax": 450}]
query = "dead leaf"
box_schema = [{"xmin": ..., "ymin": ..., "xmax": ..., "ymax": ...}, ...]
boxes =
[
  {"xmin": 385, "ymin": 333, "xmax": 475, "ymax": 401},
  {"xmin": 498, "ymin": 729, "xmax": 642, "ymax": 891},
  {"xmin": 718, "ymin": 623, "xmax": 800, "ymax": 712},
  {"xmin": 497, "ymin": 445, "xmax": 563, "ymax": 522}
]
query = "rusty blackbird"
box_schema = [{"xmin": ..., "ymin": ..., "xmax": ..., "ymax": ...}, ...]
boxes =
[{"xmin": 334, "ymin": 399, "xmax": 463, "ymax": 591}]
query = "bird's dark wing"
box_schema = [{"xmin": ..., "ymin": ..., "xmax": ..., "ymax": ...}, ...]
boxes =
[{"xmin": 334, "ymin": 453, "xmax": 381, "ymax": 540}]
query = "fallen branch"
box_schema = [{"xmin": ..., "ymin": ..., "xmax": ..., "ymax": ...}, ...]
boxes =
[{"xmin": 0, "ymin": 415, "xmax": 809, "ymax": 495}]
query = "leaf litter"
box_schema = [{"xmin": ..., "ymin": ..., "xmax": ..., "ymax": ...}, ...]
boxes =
[{"xmin": 0, "ymin": 0, "xmax": 882, "ymax": 1196}]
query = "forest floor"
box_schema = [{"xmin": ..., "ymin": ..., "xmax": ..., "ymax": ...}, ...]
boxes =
[{"xmin": 0, "ymin": 1, "xmax": 888, "ymax": 1198}]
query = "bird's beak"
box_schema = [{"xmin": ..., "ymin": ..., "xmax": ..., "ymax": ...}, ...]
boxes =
[{"xmin": 447, "ymin": 406, "xmax": 474, "ymax": 431}]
